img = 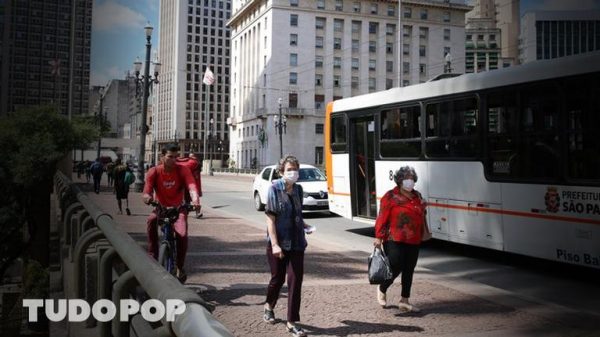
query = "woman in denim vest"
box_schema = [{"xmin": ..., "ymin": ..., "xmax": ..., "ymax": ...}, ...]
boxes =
[{"xmin": 262, "ymin": 155, "xmax": 312, "ymax": 337}]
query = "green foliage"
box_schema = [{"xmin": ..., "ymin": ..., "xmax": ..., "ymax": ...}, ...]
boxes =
[
  {"xmin": 0, "ymin": 105, "xmax": 76, "ymax": 188},
  {"xmin": 71, "ymin": 115, "xmax": 100, "ymax": 150},
  {"xmin": 0, "ymin": 105, "xmax": 81, "ymax": 277}
]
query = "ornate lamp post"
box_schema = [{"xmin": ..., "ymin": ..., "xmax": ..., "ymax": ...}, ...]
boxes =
[
  {"xmin": 96, "ymin": 86, "xmax": 106, "ymax": 160},
  {"xmin": 132, "ymin": 22, "xmax": 161, "ymax": 192},
  {"xmin": 274, "ymin": 97, "xmax": 287, "ymax": 159}
]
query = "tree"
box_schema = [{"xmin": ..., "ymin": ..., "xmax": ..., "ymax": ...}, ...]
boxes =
[{"xmin": 0, "ymin": 105, "xmax": 80, "ymax": 277}]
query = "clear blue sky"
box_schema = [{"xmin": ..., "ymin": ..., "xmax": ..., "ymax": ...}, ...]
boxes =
[
  {"xmin": 90, "ymin": 0, "xmax": 159, "ymax": 87},
  {"xmin": 90, "ymin": 0, "xmax": 600, "ymax": 87}
]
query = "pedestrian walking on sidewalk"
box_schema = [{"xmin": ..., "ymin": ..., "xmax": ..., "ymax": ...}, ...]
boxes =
[
  {"xmin": 263, "ymin": 155, "xmax": 312, "ymax": 337},
  {"xmin": 106, "ymin": 161, "xmax": 115, "ymax": 187},
  {"xmin": 90, "ymin": 158, "xmax": 104, "ymax": 194},
  {"xmin": 373, "ymin": 165, "xmax": 431, "ymax": 312},
  {"xmin": 113, "ymin": 158, "xmax": 132, "ymax": 215}
]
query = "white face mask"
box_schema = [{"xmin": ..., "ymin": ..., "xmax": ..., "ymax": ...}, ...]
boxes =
[
  {"xmin": 283, "ymin": 170, "xmax": 299, "ymax": 183},
  {"xmin": 402, "ymin": 179, "xmax": 415, "ymax": 191}
]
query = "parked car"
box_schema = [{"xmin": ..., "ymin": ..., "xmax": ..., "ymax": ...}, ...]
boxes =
[{"xmin": 252, "ymin": 164, "xmax": 329, "ymax": 212}]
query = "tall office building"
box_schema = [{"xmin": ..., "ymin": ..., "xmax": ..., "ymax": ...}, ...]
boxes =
[
  {"xmin": 520, "ymin": 11, "xmax": 600, "ymax": 64},
  {"xmin": 465, "ymin": 0, "xmax": 502, "ymax": 72},
  {"xmin": 0, "ymin": 0, "xmax": 93, "ymax": 116},
  {"xmin": 228, "ymin": 0, "xmax": 471, "ymax": 169},
  {"xmin": 155, "ymin": 0, "xmax": 232, "ymax": 163},
  {"xmin": 495, "ymin": 0, "xmax": 519, "ymax": 66}
]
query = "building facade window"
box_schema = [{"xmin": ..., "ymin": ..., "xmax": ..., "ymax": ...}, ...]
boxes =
[
  {"xmin": 419, "ymin": 27, "xmax": 428, "ymax": 39},
  {"xmin": 290, "ymin": 34, "xmax": 298, "ymax": 45},
  {"xmin": 369, "ymin": 22, "xmax": 378, "ymax": 34},
  {"xmin": 335, "ymin": 0, "xmax": 343, "ymax": 11},
  {"xmin": 289, "ymin": 93, "xmax": 298, "ymax": 108},
  {"xmin": 334, "ymin": 19, "xmax": 344, "ymax": 32},
  {"xmin": 386, "ymin": 61, "xmax": 393, "ymax": 72},
  {"xmin": 420, "ymin": 9, "xmax": 428, "ymax": 20},
  {"xmin": 403, "ymin": 7, "xmax": 412, "ymax": 18},
  {"xmin": 369, "ymin": 40, "xmax": 377, "ymax": 52},
  {"xmin": 369, "ymin": 59, "xmax": 376, "ymax": 70},
  {"xmin": 290, "ymin": 53, "xmax": 298, "ymax": 66},
  {"xmin": 444, "ymin": 29, "xmax": 451, "ymax": 41},
  {"xmin": 334, "ymin": 75, "xmax": 341, "ymax": 87},
  {"xmin": 290, "ymin": 0, "xmax": 298, "ymax": 7},
  {"xmin": 316, "ymin": 17, "xmax": 325, "ymax": 29},
  {"xmin": 420, "ymin": 63, "xmax": 426, "ymax": 75},
  {"xmin": 334, "ymin": 37, "xmax": 342, "ymax": 49},
  {"xmin": 315, "ymin": 74, "xmax": 323, "ymax": 86},
  {"xmin": 387, "ymin": 42, "xmax": 394, "ymax": 54},
  {"xmin": 386, "ymin": 24, "xmax": 395, "ymax": 35},
  {"xmin": 334, "ymin": 57, "xmax": 342, "ymax": 68},
  {"xmin": 443, "ymin": 11, "xmax": 450, "ymax": 23},
  {"xmin": 369, "ymin": 77, "xmax": 376, "ymax": 91},
  {"xmin": 419, "ymin": 45, "xmax": 426, "ymax": 57},
  {"xmin": 315, "ymin": 55, "xmax": 323, "ymax": 67},
  {"xmin": 403, "ymin": 43, "xmax": 410, "ymax": 55},
  {"xmin": 351, "ymin": 76, "xmax": 359, "ymax": 89},
  {"xmin": 352, "ymin": 20, "xmax": 361, "ymax": 33},
  {"xmin": 403, "ymin": 61, "xmax": 410, "ymax": 74},
  {"xmin": 352, "ymin": 39, "xmax": 359, "ymax": 52},
  {"xmin": 317, "ymin": 0, "xmax": 325, "ymax": 10},
  {"xmin": 388, "ymin": 5, "xmax": 395, "ymax": 16},
  {"xmin": 352, "ymin": 58, "xmax": 359, "ymax": 69},
  {"xmin": 316, "ymin": 36, "xmax": 324, "ymax": 48},
  {"xmin": 289, "ymin": 72, "xmax": 297, "ymax": 84},
  {"xmin": 315, "ymin": 123, "xmax": 324, "ymax": 134},
  {"xmin": 370, "ymin": 3, "xmax": 378, "ymax": 14},
  {"xmin": 353, "ymin": 2, "xmax": 361, "ymax": 12},
  {"xmin": 290, "ymin": 14, "xmax": 298, "ymax": 26}
]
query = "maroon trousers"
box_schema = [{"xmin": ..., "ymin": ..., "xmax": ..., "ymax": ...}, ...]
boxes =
[
  {"xmin": 265, "ymin": 246, "xmax": 304, "ymax": 322},
  {"xmin": 146, "ymin": 209, "xmax": 188, "ymax": 270}
]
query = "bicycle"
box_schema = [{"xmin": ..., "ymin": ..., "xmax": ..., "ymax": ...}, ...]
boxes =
[{"xmin": 149, "ymin": 201, "xmax": 193, "ymax": 283}]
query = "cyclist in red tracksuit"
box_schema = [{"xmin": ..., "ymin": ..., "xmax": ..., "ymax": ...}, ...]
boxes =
[{"xmin": 142, "ymin": 144, "xmax": 200, "ymax": 281}]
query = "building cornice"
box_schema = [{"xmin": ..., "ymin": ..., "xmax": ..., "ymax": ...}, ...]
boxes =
[
  {"xmin": 227, "ymin": 0, "xmax": 262, "ymax": 28},
  {"xmin": 402, "ymin": 0, "xmax": 472, "ymax": 12}
]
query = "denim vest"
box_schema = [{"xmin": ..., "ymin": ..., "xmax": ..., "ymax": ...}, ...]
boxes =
[{"xmin": 265, "ymin": 179, "xmax": 307, "ymax": 251}]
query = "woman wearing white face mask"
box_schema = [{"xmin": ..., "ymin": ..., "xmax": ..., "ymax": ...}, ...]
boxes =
[
  {"xmin": 262, "ymin": 155, "xmax": 312, "ymax": 337},
  {"xmin": 373, "ymin": 166, "xmax": 431, "ymax": 312}
]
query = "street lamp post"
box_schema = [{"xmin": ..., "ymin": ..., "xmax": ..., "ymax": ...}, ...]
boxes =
[
  {"xmin": 208, "ymin": 118, "xmax": 214, "ymax": 176},
  {"xmin": 274, "ymin": 97, "xmax": 287, "ymax": 159},
  {"xmin": 96, "ymin": 87, "xmax": 105, "ymax": 160},
  {"xmin": 132, "ymin": 22, "xmax": 161, "ymax": 192}
]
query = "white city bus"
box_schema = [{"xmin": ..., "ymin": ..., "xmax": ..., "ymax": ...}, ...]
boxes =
[{"xmin": 324, "ymin": 51, "xmax": 600, "ymax": 269}]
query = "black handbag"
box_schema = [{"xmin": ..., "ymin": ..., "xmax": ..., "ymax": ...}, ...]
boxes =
[{"xmin": 368, "ymin": 247, "xmax": 393, "ymax": 284}]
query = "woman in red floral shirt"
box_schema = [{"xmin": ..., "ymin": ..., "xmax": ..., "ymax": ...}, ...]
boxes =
[{"xmin": 373, "ymin": 166, "xmax": 431, "ymax": 312}]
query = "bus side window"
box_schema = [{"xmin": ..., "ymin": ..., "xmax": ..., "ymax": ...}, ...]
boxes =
[
  {"xmin": 425, "ymin": 98, "xmax": 478, "ymax": 158},
  {"xmin": 518, "ymin": 84, "xmax": 561, "ymax": 180},
  {"xmin": 487, "ymin": 90, "xmax": 518, "ymax": 177},
  {"xmin": 331, "ymin": 115, "xmax": 347, "ymax": 152},
  {"xmin": 565, "ymin": 74, "xmax": 600, "ymax": 181}
]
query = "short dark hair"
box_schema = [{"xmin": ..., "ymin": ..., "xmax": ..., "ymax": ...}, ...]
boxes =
[
  {"xmin": 277, "ymin": 154, "xmax": 299, "ymax": 173},
  {"xmin": 393, "ymin": 166, "xmax": 418, "ymax": 185},
  {"xmin": 161, "ymin": 143, "xmax": 180, "ymax": 155}
]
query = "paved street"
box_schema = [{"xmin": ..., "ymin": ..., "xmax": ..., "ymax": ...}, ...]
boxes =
[{"xmin": 75, "ymin": 172, "xmax": 600, "ymax": 337}]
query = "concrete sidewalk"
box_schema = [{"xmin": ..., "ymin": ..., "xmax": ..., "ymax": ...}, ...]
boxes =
[{"xmin": 76, "ymin": 174, "xmax": 597, "ymax": 337}]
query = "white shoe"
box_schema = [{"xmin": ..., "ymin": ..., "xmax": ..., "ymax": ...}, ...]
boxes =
[
  {"xmin": 398, "ymin": 301, "xmax": 420, "ymax": 313},
  {"xmin": 376, "ymin": 286, "xmax": 387, "ymax": 306}
]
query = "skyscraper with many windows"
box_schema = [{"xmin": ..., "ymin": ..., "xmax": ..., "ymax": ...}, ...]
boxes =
[
  {"xmin": 0, "ymin": 0, "xmax": 92, "ymax": 117},
  {"xmin": 155, "ymin": 0, "xmax": 232, "ymax": 162}
]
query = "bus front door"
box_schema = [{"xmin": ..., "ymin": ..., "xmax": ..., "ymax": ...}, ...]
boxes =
[{"xmin": 351, "ymin": 118, "xmax": 377, "ymax": 219}]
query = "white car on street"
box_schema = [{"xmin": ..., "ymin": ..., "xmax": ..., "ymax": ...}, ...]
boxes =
[{"xmin": 252, "ymin": 164, "xmax": 329, "ymax": 212}]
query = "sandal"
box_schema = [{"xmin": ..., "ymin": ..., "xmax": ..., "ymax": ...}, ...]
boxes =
[
  {"xmin": 286, "ymin": 324, "xmax": 307, "ymax": 337},
  {"xmin": 263, "ymin": 308, "xmax": 275, "ymax": 324}
]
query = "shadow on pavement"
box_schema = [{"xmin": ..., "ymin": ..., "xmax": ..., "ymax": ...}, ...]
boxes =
[{"xmin": 301, "ymin": 320, "xmax": 423, "ymax": 335}]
